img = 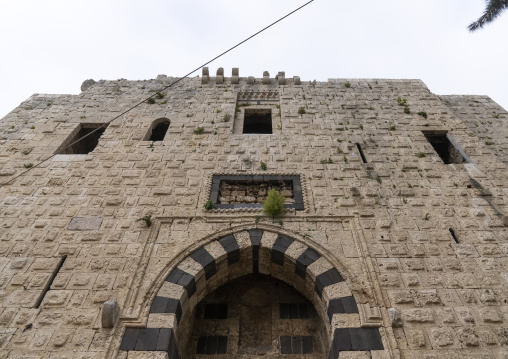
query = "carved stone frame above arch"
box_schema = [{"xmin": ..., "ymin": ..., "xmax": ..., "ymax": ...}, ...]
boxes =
[{"xmin": 111, "ymin": 221, "xmax": 396, "ymax": 359}]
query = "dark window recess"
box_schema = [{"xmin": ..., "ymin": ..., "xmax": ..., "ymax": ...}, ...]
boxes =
[
  {"xmin": 149, "ymin": 120, "xmax": 170, "ymax": 141},
  {"xmin": 204, "ymin": 304, "xmax": 228, "ymax": 319},
  {"xmin": 196, "ymin": 336, "xmax": 227, "ymax": 354},
  {"xmin": 209, "ymin": 174, "xmax": 304, "ymax": 211},
  {"xmin": 280, "ymin": 303, "xmax": 316, "ymax": 319},
  {"xmin": 59, "ymin": 124, "xmax": 107, "ymax": 154},
  {"xmin": 34, "ymin": 256, "xmax": 67, "ymax": 308},
  {"xmin": 449, "ymin": 228, "xmax": 459, "ymax": 243},
  {"xmin": 218, "ymin": 179, "xmax": 293, "ymax": 205},
  {"xmin": 243, "ymin": 108, "xmax": 272, "ymax": 134},
  {"xmin": 356, "ymin": 143, "xmax": 367, "ymax": 163},
  {"xmin": 422, "ymin": 131, "xmax": 466, "ymax": 164},
  {"xmin": 280, "ymin": 336, "xmax": 313, "ymax": 354}
]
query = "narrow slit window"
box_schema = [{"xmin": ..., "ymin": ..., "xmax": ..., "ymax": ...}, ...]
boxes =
[
  {"xmin": 34, "ymin": 255, "xmax": 67, "ymax": 308},
  {"xmin": 356, "ymin": 143, "xmax": 367, "ymax": 163},
  {"xmin": 422, "ymin": 131, "xmax": 467, "ymax": 164},
  {"xmin": 59, "ymin": 124, "xmax": 107, "ymax": 154},
  {"xmin": 147, "ymin": 118, "xmax": 170, "ymax": 141},
  {"xmin": 449, "ymin": 228, "xmax": 459, "ymax": 243},
  {"xmin": 243, "ymin": 108, "xmax": 272, "ymax": 134}
]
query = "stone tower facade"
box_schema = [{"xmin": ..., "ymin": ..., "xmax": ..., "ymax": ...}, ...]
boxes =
[{"xmin": 0, "ymin": 68, "xmax": 507, "ymax": 359}]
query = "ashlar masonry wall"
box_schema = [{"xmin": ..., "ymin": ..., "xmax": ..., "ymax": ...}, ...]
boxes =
[{"xmin": 0, "ymin": 69, "xmax": 507, "ymax": 359}]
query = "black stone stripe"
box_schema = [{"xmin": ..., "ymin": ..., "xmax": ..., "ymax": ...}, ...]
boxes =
[
  {"xmin": 330, "ymin": 327, "xmax": 383, "ymax": 358},
  {"xmin": 271, "ymin": 234, "xmax": 293, "ymax": 266},
  {"xmin": 166, "ymin": 268, "xmax": 196, "ymax": 298},
  {"xmin": 314, "ymin": 268, "xmax": 344, "ymax": 298},
  {"xmin": 249, "ymin": 229, "xmax": 263, "ymax": 273},
  {"xmin": 135, "ymin": 328, "xmax": 161, "ymax": 351},
  {"xmin": 120, "ymin": 328, "xmax": 179, "ymax": 358},
  {"xmin": 190, "ymin": 247, "xmax": 217, "ymax": 280},
  {"xmin": 150, "ymin": 296, "xmax": 183, "ymax": 323},
  {"xmin": 327, "ymin": 296, "xmax": 359, "ymax": 321},
  {"xmin": 295, "ymin": 247, "xmax": 321, "ymax": 278},
  {"xmin": 120, "ymin": 328, "xmax": 140, "ymax": 351},
  {"xmin": 218, "ymin": 234, "xmax": 240, "ymax": 264}
]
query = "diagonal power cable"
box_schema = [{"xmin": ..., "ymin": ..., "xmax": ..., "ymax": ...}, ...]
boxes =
[{"xmin": 1, "ymin": 0, "xmax": 315, "ymax": 187}]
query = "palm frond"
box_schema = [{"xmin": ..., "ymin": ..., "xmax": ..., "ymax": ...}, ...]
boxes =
[{"xmin": 469, "ymin": 0, "xmax": 508, "ymax": 31}]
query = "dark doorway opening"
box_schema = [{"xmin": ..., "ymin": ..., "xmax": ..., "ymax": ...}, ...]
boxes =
[
  {"xmin": 149, "ymin": 120, "xmax": 170, "ymax": 141},
  {"xmin": 60, "ymin": 124, "xmax": 107, "ymax": 154},
  {"xmin": 243, "ymin": 109, "xmax": 272, "ymax": 134},
  {"xmin": 186, "ymin": 273, "xmax": 326, "ymax": 358},
  {"xmin": 422, "ymin": 131, "xmax": 466, "ymax": 164}
]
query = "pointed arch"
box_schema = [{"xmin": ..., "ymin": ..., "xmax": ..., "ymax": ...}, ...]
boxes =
[{"xmin": 119, "ymin": 226, "xmax": 385, "ymax": 358}]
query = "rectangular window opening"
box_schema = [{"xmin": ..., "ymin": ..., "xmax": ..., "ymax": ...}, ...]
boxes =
[
  {"xmin": 422, "ymin": 131, "xmax": 467, "ymax": 164},
  {"xmin": 243, "ymin": 109, "xmax": 272, "ymax": 134},
  {"xmin": 209, "ymin": 175, "xmax": 304, "ymax": 211},
  {"xmin": 356, "ymin": 143, "xmax": 367, "ymax": 163},
  {"xmin": 58, "ymin": 123, "xmax": 107, "ymax": 154}
]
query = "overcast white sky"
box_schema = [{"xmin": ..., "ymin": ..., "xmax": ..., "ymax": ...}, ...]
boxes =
[{"xmin": 1, "ymin": 0, "xmax": 507, "ymax": 119}]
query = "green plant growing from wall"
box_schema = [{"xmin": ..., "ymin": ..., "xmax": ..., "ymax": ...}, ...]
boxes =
[
  {"xmin": 298, "ymin": 107, "xmax": 306, "ymax": 115},
  {"xmin": 416, "ymin": 152, "xmax": 426, "ymax": 158},
  {"xmin": 136, "ymin": 215, "xmax": 152, "ymax": 227},
  {"xmin": 417, "ymin": 111, "xmax": 428, "ymax": 119},
  {"xmin": 397, "ymin": 97, "xmax": 407, "ymax": 106},
  {"xmin": 155, "ymin": 92, "xmax": 165, "ymax": 99},
  {"xmin": 223, "ymin": 113, "xmax": 231, "ymax": 122},
  {"xmin": 146, "ymin": 98, "xmax": 156, "ymax": 104},
  {"xmin": 193, "ymin": 126, "xmax": 204, "ymax": 134},
  {"xmin": 404, "ymin": 107, "xmax": 411, "ymax": 114},
  {"xmin": 344, "ymin": 81, "xmax": 351, "ymax": 88},
  {"xmin": 263, "ymin": 189, "xmax": 285, "ymax": 222},
  {"xmin": 24, "ymin": 163, "xmax": 33, "ymax": 168},
  {"xmin": 204, "ymin": 200, "xmax": 215, "ymax": 210},
  {"xmin": 260, "ymin": 161, "xmax": 267, "ymax": 171}
]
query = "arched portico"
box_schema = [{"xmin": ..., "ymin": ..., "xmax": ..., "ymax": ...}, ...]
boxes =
[{"xmin": 119, "ymin": 227, "xmax": 385, "ymax": 358}]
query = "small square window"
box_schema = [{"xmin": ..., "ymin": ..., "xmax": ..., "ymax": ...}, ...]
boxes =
[
  {"xmin": 58, "ymin": 123, "xmax": 107, "ymax": 154},
  {"xmin": 422, "ymin": 130, "xmax": 467, "ymax": 164},
  {"xmin": 243, "ymin": 109, "xmax": 272, "ymax": 134}
]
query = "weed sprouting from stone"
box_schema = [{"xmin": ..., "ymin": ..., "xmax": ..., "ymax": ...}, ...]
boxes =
[
  {"xmin": 136, "ymin": 215, "xmax": 152, "ymax": 227},
  {"xmin": 204, "ymin": 200, "xmax": 215, "ymax": 211}
]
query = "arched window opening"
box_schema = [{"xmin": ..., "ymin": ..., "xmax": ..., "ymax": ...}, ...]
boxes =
[{"xmin": 147, "ymin": 118, "xmax": 170, "ymax": 141}]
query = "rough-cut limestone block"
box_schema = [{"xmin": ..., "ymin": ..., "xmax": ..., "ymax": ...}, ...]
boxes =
[
  {"xmin": 231, "ymin": 68, "xmax": 239, "ymax": 84},
  {"xmin": 263, "ymin": 71, "xmax": 270, "ymax": 84},
  {"xmin": 202, "ymin": 67, "xmax": 209, "ymax": 84},
  {"xmin": 101, "ymin": 300, "xmax": 119, "ymax": 328},
  {"xmin": 216, "ymin": 67, "xmax": 224, "ymax": 84}
]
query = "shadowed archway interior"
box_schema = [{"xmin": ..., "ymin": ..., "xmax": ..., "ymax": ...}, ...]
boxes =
[{"xmin": 119, "ymin": 228, "xmax": 384, "ymax": 358}]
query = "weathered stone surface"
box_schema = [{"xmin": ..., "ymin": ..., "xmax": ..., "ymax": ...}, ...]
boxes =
[
  {"xmin": 0, "ymin": 73, "xmax": 507, "ymax": 358},
  {"xmin": 101, "ymin": 300, "xmax": 119, "ymax": 328},
  {"xmin": 81, "ymin": 79, "xmax": 96, "ymax": 91},
  {"xmin": 67, "ymin": 217, "xmax": 103, "ymax": 231}
]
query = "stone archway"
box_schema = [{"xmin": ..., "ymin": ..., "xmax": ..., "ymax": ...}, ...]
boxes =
[{"xmin": 119, "ymin": 228, "xmax": 385, "ymax": 358}]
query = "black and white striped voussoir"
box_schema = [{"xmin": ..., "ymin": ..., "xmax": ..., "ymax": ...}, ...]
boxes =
[
  {"xmin": 120, "ymin": 327, "xmax": 179, "ymax": 359},
  {"xmin": 328, "ymin": 327, "xmax": 384, "ymax": 359},
  {"xmin": 218, "ymin": 234, "xmax": 240, "ymax": 264},
  {"xmin": 149, "ymin": 296, "xmax": 182, "ymax": 323}
]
